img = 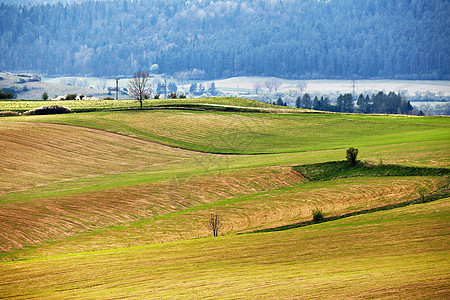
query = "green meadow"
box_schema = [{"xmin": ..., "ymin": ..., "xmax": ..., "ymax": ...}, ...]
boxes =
[
  {"xmin": 1, "ymin": 198, "xmax": 448, "ymax": 298},
  {"xmin": 0, "ymin": 97, "xmax": 449, "ymax": 298}
]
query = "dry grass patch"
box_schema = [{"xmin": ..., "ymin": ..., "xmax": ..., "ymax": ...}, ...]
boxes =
[
  {"xmin": 0, "ymin": 198, "xmax": 448, "ymax": 299},
  {"xmin": 3, "ymin": 175, "xmax": 443, "ymax": 261},
  {"xmin": 0, "ymin": 121, "xmax": 197, "ymax": 196},
  {"xmin": 0, "ymin": 166, "xmax": 305, "ymax": 256},
  {"xmin": 16, "ymin": 110, "xmax": 450, "ymax": 154}
]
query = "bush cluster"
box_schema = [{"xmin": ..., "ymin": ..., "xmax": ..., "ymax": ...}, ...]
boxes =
[
  {"xmin": 0, "ymin": 89, "xmax": 14, "ymax": 99},
  {"xmin": 65, "ymin": 94, "xmax": 77, "ymax": 100},
  {"xmin": 23, "ymin": 105, "xmax": 73, "ymax": 115},
  {"xmin": 311, "ymin": 208, "xmax": 324, "ymax": 222}
]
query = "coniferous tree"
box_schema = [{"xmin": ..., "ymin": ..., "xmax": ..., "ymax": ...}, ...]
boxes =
[
  {"xmin": 189, "ymin": 83, "xmax": 198, "ymax": 94},
  {"xmin": 313, "ymin": 96, "xmax": 319, "ymax": 110},
  {"xmin": 302, "ymin": 94, "xmax": 312, "ymax": 109},
  {"xmin": 208, "ymin": 82, "xmax": 217, "ymax": 95},
  {"xmin": 295, "ymin": 96, "xmax": 301, "ymax": 109},
  {"xmin": 357, "ymin": 93, "xmax": 366, "ymax": 112}
]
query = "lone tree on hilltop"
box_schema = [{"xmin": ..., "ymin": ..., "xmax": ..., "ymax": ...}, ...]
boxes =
[
  {"xmin": 209, "ymin": 214, "xmax": 222, "ymax": 237},
  {"xmin": 128, "ymin": 70, "xmax": 151, "ymax": 109},
  {"xmin": 346, "ymin": 147, "xmax": 359, "ymax": 166}
]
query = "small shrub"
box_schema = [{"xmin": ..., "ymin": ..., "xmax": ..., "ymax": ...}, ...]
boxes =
[
  {"xmin": 65, "ymin": 94, "xmax": 77, "ymax": 100},
  {"xmin": 346, "ymin": 147, "xmax": 359, "ymax": 166},
  {"xmin": 0, "ymin": 111, "xmax": 20, "ymax": 117},
  {"xmin": 23, "ymin": 105, "xmax": 73, "ymax": 115},
  {"xmin": 168, "ymin": 92, "xmax": 177, "ymax": 99},
  {"xmin": 0, "ymin": 89, "xmax": 14, "ymax": 99},
  {"xmin": 179, "ymin": 94, "xmax": 187, "ymax": 98},
  {"xmin": 154, "ymin": 93, "xmax": 160, "ymax": 99},
  {"xmin": 311, "ymin": 208, "xmax": 324, "ymax": 223},
  {"xmin": 103, "ymin": 96, "xmax": 114, "ymax": 100},
  {"xmin": 417, "ymin": 185, "xmax": 430, "ymax": 201},
  {"xmin": 42, "ymin": 92, "xmax": 48, "ymax": 101}
]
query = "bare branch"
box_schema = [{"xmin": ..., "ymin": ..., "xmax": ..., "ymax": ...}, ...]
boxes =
[
  {"xmin": 209, "ymin": 214, "xmax": 222, "ymax": 237},
  {"xmin": 264, "ymin": 78, "xmax": 281, "ymax": 92},
  {"xmin": 253, "ymin": 82, "xmax": 262, "ymax": 94},
  {"xmin": 128, "ymin": 70, "xmax": 152, "ymax": 108},
  {"xmin": 297, "ymin": 81, "xmax": 307, "ymax": 92}
]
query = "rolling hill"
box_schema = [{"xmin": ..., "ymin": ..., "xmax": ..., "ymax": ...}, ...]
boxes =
[{"xmin": 0, "ymin": 98, "xmax": 448, "ymax": 297}]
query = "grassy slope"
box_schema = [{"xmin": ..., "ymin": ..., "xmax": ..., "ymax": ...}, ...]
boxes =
[
  {"xmin": 11, "ymin": 109, "xmax": 450, "ymax": 154},
  {"xmin": 295, "ymin": 160, "xmax": 450, "ymax": 182},
  {"xmin": 3, "ymin": 175, "xmax": 443, "ymax": 261},
  {"xmin": 0, "ymin": 130, "xmax": 448, "ymax": 261},
  {"xmin": 1, "ymin": 110, "xmax": 449, "ymax": 255},
  {"xmin": 0, "ymin": 97, "xmax": 283, "ymax": 113},
  {"xmin": 1, "ymin": 105, "xmax": 449, "ymax": 297},
  {"xmin": 1, "ymin": 198, "xmax": 448, "ymax": 299}
]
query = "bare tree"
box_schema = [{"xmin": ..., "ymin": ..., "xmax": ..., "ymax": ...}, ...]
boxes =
[
  {"xmin": 264, "ymin": 78, "xmax": 281, "ymax": 92},
  {"xmin": 264, "ymin": 80, "xmax": 274, "ymax": 92},
  {"xmin": 128, "ymin": 70, "xmax": 152, "ymax": 109},
  {"xmin": 297, "ymin": 81, "xmax": 307, "ymax": 92},
  {"xmin": 272, "ymin": 79, "xmax": 281, "ymax": 91},
  {"xmin": 253, "ymin": 81, "xmax": 262, "ymax": 94},
  {"xmin": 209, "ymin": 214, "xmax": 222, "ymax": 237}
]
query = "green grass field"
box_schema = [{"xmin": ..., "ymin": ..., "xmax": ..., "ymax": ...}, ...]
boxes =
[
  {"xmin": 0, "ymin": 97, "xmax": 449, "ymax": 298},
  {"xmin": 9, "ymin": 108, "xmax": 450, "ymax": 154},
  {"xmin": 0, "ymin": 97, "xmax": 283, "ymax": 113},
  {"xmin": 1, "ymin": 198, "xmax": 448, "ymax": 298}
]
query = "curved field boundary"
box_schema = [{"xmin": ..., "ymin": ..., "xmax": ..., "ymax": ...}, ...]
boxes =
[
  {"xmin": 0, "ymin": 121, "xmax": 202, "ymax": 198},
  {"xmin": 0, "ymin": 166, "xmax": 305, "ymax": 255},
  {"xmin": 0, "ymin": 97, "xmax": 286, "ymax": 113},
  {"xmin": 253, "ymin": 180, "xmax": 450, "ymax": 234},
  {"xmin": 2, "ymin": 198, "xmax": 448, "ymax": 298},
  {"xmin": 2, "ymin": 175, "xmax": 444, "ymax": 261},
  {"xmin": 12, "ymin": 109, "xmax": 450, "ymax": 154}
]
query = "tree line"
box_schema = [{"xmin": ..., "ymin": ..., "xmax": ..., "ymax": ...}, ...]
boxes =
[
  {"xmin": 0, "ymin": 0, "xmax": 448, "ymax": 80},
  {"xmin": 294, "ymin": 91, "xmax": 416, "ymax": 115}
]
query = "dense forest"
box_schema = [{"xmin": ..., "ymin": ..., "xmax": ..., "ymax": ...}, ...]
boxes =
[{"xmin": 0, "ymin": 0, "xmax": 448, "ymax": 79}]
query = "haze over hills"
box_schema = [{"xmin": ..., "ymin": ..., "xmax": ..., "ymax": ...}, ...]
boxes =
[{"xmin": 0, "ymin": 0, "xmax": 449, "ymax": 79}]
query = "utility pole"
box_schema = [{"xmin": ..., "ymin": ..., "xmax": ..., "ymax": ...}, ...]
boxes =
[
  {"xmin": 164, "ymin": 79, "xmax": 167, "ymax": 98},
  {"xmin": 115, "ymin": 78, "xmax": 120, "ymax": 100},
  {"xmin": 351, "ymin": 80, "xmax": 357, "ymax": 100}
]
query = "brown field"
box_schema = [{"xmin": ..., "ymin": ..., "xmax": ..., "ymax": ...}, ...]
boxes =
[
  {"xmin": 0, "ymin": 121, "xmax": 201, "ymax": 196},
  {"xmin": 0, "ymin": 198, "xmax": 448, "ymax": 299},
  {"xmin": 1, "ymin": 118, "xmax": 448, "ymax": 261},
  {"xmin": 0, "ymin": 107, "xmax": 448, "ymax": 299},
  {"xmin": 0, "ymin": 165, "xmax": 307, "ymax": 255},
  {"xmin": 1, "ymin": 171, "xmax": 442, "ymax": 261}
]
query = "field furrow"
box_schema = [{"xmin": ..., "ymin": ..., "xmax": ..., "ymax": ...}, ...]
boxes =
[
  {"xmin": 1, "ymin": 198, "xmax": 448, "ymax": 299},
  {"xmin": 0, "ymin": 121, "xmax": 198, "ymax": 196},
  {"xmin": 2, "ymin": 175, "xmax": 444, "ymax": 260},
  {"xmin": 0, "ymin": 166, "xmax": 306, "ymax": 255},
  {"xmin": 10, "ymin": 110, "xmax": 449, "ymax": 154}
]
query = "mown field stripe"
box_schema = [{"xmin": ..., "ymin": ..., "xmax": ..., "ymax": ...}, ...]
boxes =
[
  {"xmin": 251, "ymin": 181, "xmax": 450, "ymax": 234},
  {"xmin": 6, "ymin": 109, "xmax": 449, "ymax": 154},
  {"xmin": 0, "ymin": 198, "xmax": 448, "ymax": 298}
]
